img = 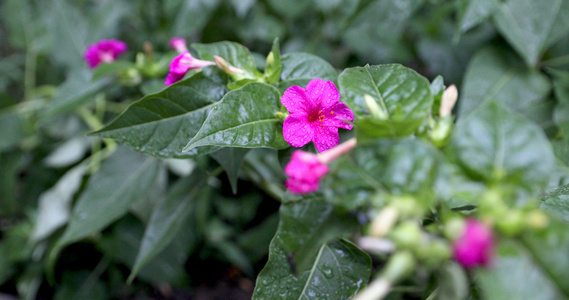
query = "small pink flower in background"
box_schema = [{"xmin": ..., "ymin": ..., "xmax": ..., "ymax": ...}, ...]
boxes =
[
  {"xmin": 84, "ymin": 39, "xmax": 127, "ymax": 69},
  {"xmin": 281, "ymin": 79, "xmax": 354, "ymax": 152},
  {"xmin": 284, "ymin": 151, "xmax": 329, "ymax": 194},
  {"xmin": 284, "ymin": 138, "xmax": 356, "ymax": 194},
  {"xmin": 165, "ymin": 51, "xmax": 215, "ymax": 85},
  {"xmin": 453, "ymin": 219, "xmax": 494, "ymax": 268},
  {"xmin": 169, "ymin": 37, "xmax": 188, "ymax": 53}
]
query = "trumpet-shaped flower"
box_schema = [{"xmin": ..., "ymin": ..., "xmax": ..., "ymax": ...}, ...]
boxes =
[
  {"xmin": 169, "ymin": 37, "xmax": 188, "ymax": 53},
  {"xmin": 453, "ymin": 219, "xmax": 494, "ymax": 268},
  {"xmin": 84, "ymin": 39, "xmax": 127, "ymax": 69},
  {"xmin": 284, "ymin": 151, "xmax": 329, "ymax": 194},
  {"xmin": 281, "ymin": 79, "xmax": 354, "ymax": 152},
  {"xmin": 165, "ymin": 51, "xmax": 215, "ymax": 85}
]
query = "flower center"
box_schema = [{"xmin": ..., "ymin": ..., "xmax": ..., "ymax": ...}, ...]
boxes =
[
  {"xmin": 99, "ymin": 51, "xmax": 114, "ymax": 63},
  {"xmin": 308, "ymin": 110, "xmax": 325, "ymax": 123}
]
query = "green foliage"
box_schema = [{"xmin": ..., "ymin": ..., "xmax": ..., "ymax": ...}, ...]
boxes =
[{"xmin": 2, "ymin": 0, "xmax": 569, "ymax": 298}]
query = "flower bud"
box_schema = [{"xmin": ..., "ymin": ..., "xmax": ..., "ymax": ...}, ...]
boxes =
[
  {"xmin": 429, "ymin": 116, "xmax": 453, "ymax": 147},
  {"xmin": 453, "ymin": 218, "xmax": 494, "ymax": 268},
  {"xmin": 169, "ymin": 37, "xmax": 188, "ymax": 53},
  {"xmin": 439, "ymin": 85, "xmax": 458, "ymax": 118},
  {"xmin": 369, "ymin": 206, "xmax": 399, "ymax": 237},
  {"xmin": 390, "ymin": 221, "xmax": 422, "ymax": 249},
  {"xmin": 526, "ymin": 210, "xmax": 549, "ymax": 230},
  {"xmin": 213, "ymin": 55, "xmax": 245, "ymax": 75}
]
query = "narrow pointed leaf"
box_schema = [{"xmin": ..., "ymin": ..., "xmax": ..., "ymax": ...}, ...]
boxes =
[
  {"xmin": 92, "ymin": 68, "xmax": 228, "ymax": 158},
  {"xmin": 210, "ymin": 147, "xmax": 250, "ymax": 194},
  {"xmin": 183, "ymin": 83, "xmax": 288, "ymax": 152},
  {"xmin": 128, "ymin": 169, "xmax": 210, "ymax": 282},
  {"xmin": 49, "ymin": 147, "xmax": 161, "ymax": 265}
]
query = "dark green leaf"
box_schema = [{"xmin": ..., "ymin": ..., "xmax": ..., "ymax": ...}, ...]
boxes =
[
  {"xmin": 476, "ymin": 240, "xmax": 564, "ymax": 300},
  {"xmin": 98, "ymin": 215, "xmax": 192, "ymax": 285},
  {"xmin": 540, "ymin": 184, "xmax": 569, "ymax": 223},
  {"xmin": 458, "ymin": 47, "xmax": 551, "ymax": 118},
  {"xmin": 42, "ymin": 69, "xmax": 110, "ymax": 119},
  {"xmin": 183, "ymin": 83, "xmax": 288, "ymax": 152},
  {"xmin": 49, "ymin": 147, "xmax": 161, "ymax": 265},
  {"xmin": 339, "ymin": 64, "xmax": 433, "ymax": 138},
  {"xmin": 342, "ymin": 0, "xmax": 424, "ymax": 62},
  {"xmin": 172, "ymin": 0, "xmax": 222, "ymax": 37},
  {"xmin": 30, "ymin": 164, "xmax": 87, "ymax": 243},
  {"xmin": 0, "ymin": 151, "xmax": 22, "ymax": 215},
  {"xmin": 492, "ymin": 0, "xmax": 567, "ymax": 66},
  {"xmin": 278, "ymin": 52, "xmax": 338, "ymax": 91},
  {"xmin": 253, "ymin": 199, "xmax": 369, "ymax": 299},
  {"xmin": 552, "ymin": 70, "xmax": 569, "ymax": 139},
  {"xmin": 266, "ymin": 0, "xmax": 311, "ymax": 18},
  {"xmin": 210, "ymin": 147, "xmax": 250, "ymax": 194},
  {"xmin": 128, "ymin": 170, "xmax": 209, "ymax": 282},
  {"xmin": 0, "ymin": 110, "xmax": 25, "ymax": 151},
  {"xmin": 456, "ymin": 0, "xmax": 499, "ymax": 33},
  {"xmin": 93, "ymin": 68, "xmax": 228, "ymax": 158},
  {"xmin": 522, "ymin": 221, "xmax": 569, "ymax": 297},
  {"xmin": 437, "ymin": 262, "xmax": 469, "ymax": 300},
  {"xmin": 450, "ymin": 101, "xmax": 554, "ymax": 200},
  {"xmin": 192, "ymin": 41, "xmax": 258, "ymax": 77}
]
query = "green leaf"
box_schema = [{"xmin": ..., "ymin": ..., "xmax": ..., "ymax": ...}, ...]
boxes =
[
  {"xmin": 98, "ymin": 215, "xmax": 192, "ymax": 285},
  {"xmin": 456, "ymin": 0, "xmax": 499, "ymax": 33},
  {"xmin": 30, "ymin": 164, "xmax": 87, "ymax": 243},
  {"xmin": 458, "ymin": 47, "xmax": 551, "ymax": 118},
  {"xmin": 540, "ymin": 184, "xmax": 569, "ymax": 223},
  {"xmin": 93, "ymin": 68, "xmax": 228, "ymax": 158},
  {"xmin": 522, "ymin": 221, "xmax": 569, "ymax": 297},
  {"xmin": 49, "ymin": 147, "xmax": 161, "ymax": 266},
  {"xmin": 553, "ymin": 70, "xmax": 569, "ymax": 139},
  {"xmin": 171, "ymin": 0, "xmax": 222, "ymax": 37},
  {"xmin": 450, "ymin": 101, "xmax": 554, "ymax": 200},
  {"xmin": 266, "ymin": 0, "xmax": 311, "ymax": 18},
  {"xmin": 0, "ymin": 110, "xmax": 25, "ymax": 151},
  {"xmin": 42, "ymin": 69, "xmax": 110, "ymax": 119},
  {"xmin": 264, "ymin": 38, "xmax": 282, "ymax": 84},
  {"xmin": 253, "ymin": 199, "xmax": 369, "ymax": 299},
  {"xmin": 278, "ymin": 52, "xmax": 338, "ymax": 91},
  {"xmin": 128, "ymin": 170, "xmax": 209, "ymax": 282},
  {"xmin": 183, "ymin": 83, "xmax": 288, "ymax": 152},
  {"xmin": 342, "ymin": 0, "xmax": 424, "ymax": 62},
  {"xmin": 91, "ymin": 61, "xmax": 135, "ymax": 81},
  {"xmin": 492, "ymin": 0, "xmax": 567, "ymax": 67},
  {"xmin": 192, "ymin": 41, "xmax": 258, "ymax": 77},
  {"xmin": 210, "ymin": 147, "xmax": 250, "ymax": 194},
  {"xmin": 437, "ymin": 262, "xmax": 469, "ymax": 300},
  {"xmin": 339, "ymin": 64, "xmax": 433, "ymax": 138},
  {"xmin": 0, "ymin": 151, "xmax": 23, "ymax": 215},
  {"xmin": 476, "ymin": 240, "xmax": 565, "ymax": 300}
]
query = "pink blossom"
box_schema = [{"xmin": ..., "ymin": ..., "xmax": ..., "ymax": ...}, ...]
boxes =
[
  {"xmin": 284, "ymin": 151, "xmax": 329, "ymax": 194},
  {"xmin": 84, "ymin": 39, "xmax": 127, "ymax": 69},
  {"xmin": 284, "ymin": 138, "xmax": 356, "ymax": 194},
  {"xmin": 164, "ymin": 51, "xmax": 215, "ymax": 85},
  {"xmin": 453, "ymin": 219, "xmax": 494, "ymax": 268},
  {"xmin": 169, "ymin": 37, "xmax": 188, "ymax": 53},
  {"xmin": 281, "ymin": 79, "xmax": 354, "ymax": 152}
]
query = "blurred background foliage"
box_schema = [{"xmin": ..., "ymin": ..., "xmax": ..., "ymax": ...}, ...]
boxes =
[{"xmin": 0, "ymin": 0, "xmax": 568, "ymax": 299}]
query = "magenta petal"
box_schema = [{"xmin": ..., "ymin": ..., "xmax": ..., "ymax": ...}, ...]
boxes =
[
  {"xmin": 306, "ymin": 79, "xmax": 340, "ymax": 109},
  {"xmin": 284, "ymin": 151, "xmax": 329, "ymax": 194},
  {"xmin": 281, "ymin": 85, "xmax": 311, "ymax": 115},
  {"xmin": 313, "ymin": 126, "xmax": 340, "ymax": 152},
  {"xmin": 283, "ymin": 115, "xmax": 314, "ymax": 148},
  {"xmin": 324, "ymin": 102, "xmax": 354, "ymax": 130},
  {"xmin": 165, "ymin": 72, "xmax": 184, "ymax": 85}
]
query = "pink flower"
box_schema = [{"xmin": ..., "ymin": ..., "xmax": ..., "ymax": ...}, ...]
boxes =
[
  {"xmin": 284, "ymin": 138, "xmax": 356, "ymax": 194},
  {"xmin": 84, "ymin": 39, "xmax": 127, "ymax": 69},
  {"xmin": 284, "ymin": 151, "xmax": 329, "ymax": 194},
  {"xmin": 164, "ymin": 51, "xmax": 215, "ymax": 85},
  {"xmin": 281, "ymin": 79, "xmax": 354, "ymax": 152},
  {"xmin": 169, "ymin": 37, "xmax": 188, "ymax": 53},
  {"xmin": 453, "ymin": 219, "xmax": 494, "ymax": 268}
]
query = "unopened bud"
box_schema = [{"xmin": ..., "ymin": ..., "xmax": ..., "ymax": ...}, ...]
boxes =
[
  {"xmin": 381, "ymin": 251, "xmax": 416, "ymax": 283},
  {"xmin": 369, "ymin": 206, "xmax": 399, "ymax": 237},
  {"xmin": 266, "ymin": 51, "xmax": 275, "ymax": 67},
  {"xmin": 526, "ymin": 210, "xmax": 549, "ymax": 230},
  {"xmin": 444, "ymin": 218, "xmax": 465, "ymax": 241},
  {"xmin": 429, "ymin": 116, "xmax": 453, "ymax": 147},
  {"xmin": 390, "ymin": 221, "xmax": 422, "ymax": 249},
  {"xmin": 213, "ymin": 55, "xmax": 245, "ymax": 75},
  {"xmin": 439, "ymin": 85, "xmax": 458, "ymax": 118},
  {"xmin": 497, "ymin": 210, "xmax": 524, "ymax": 236},
  {"xmin": 364, "ymin": 94, "xmax": 388, "ymax": 120}
]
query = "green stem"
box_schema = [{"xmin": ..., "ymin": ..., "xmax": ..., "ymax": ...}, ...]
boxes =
[
  {"xmin": 24, "ymin": 50, "xmax": 37, "ymax": 100},
  {"xmin": 241, "ymin": 161, "xmax": 284, "ymax": 201}
]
